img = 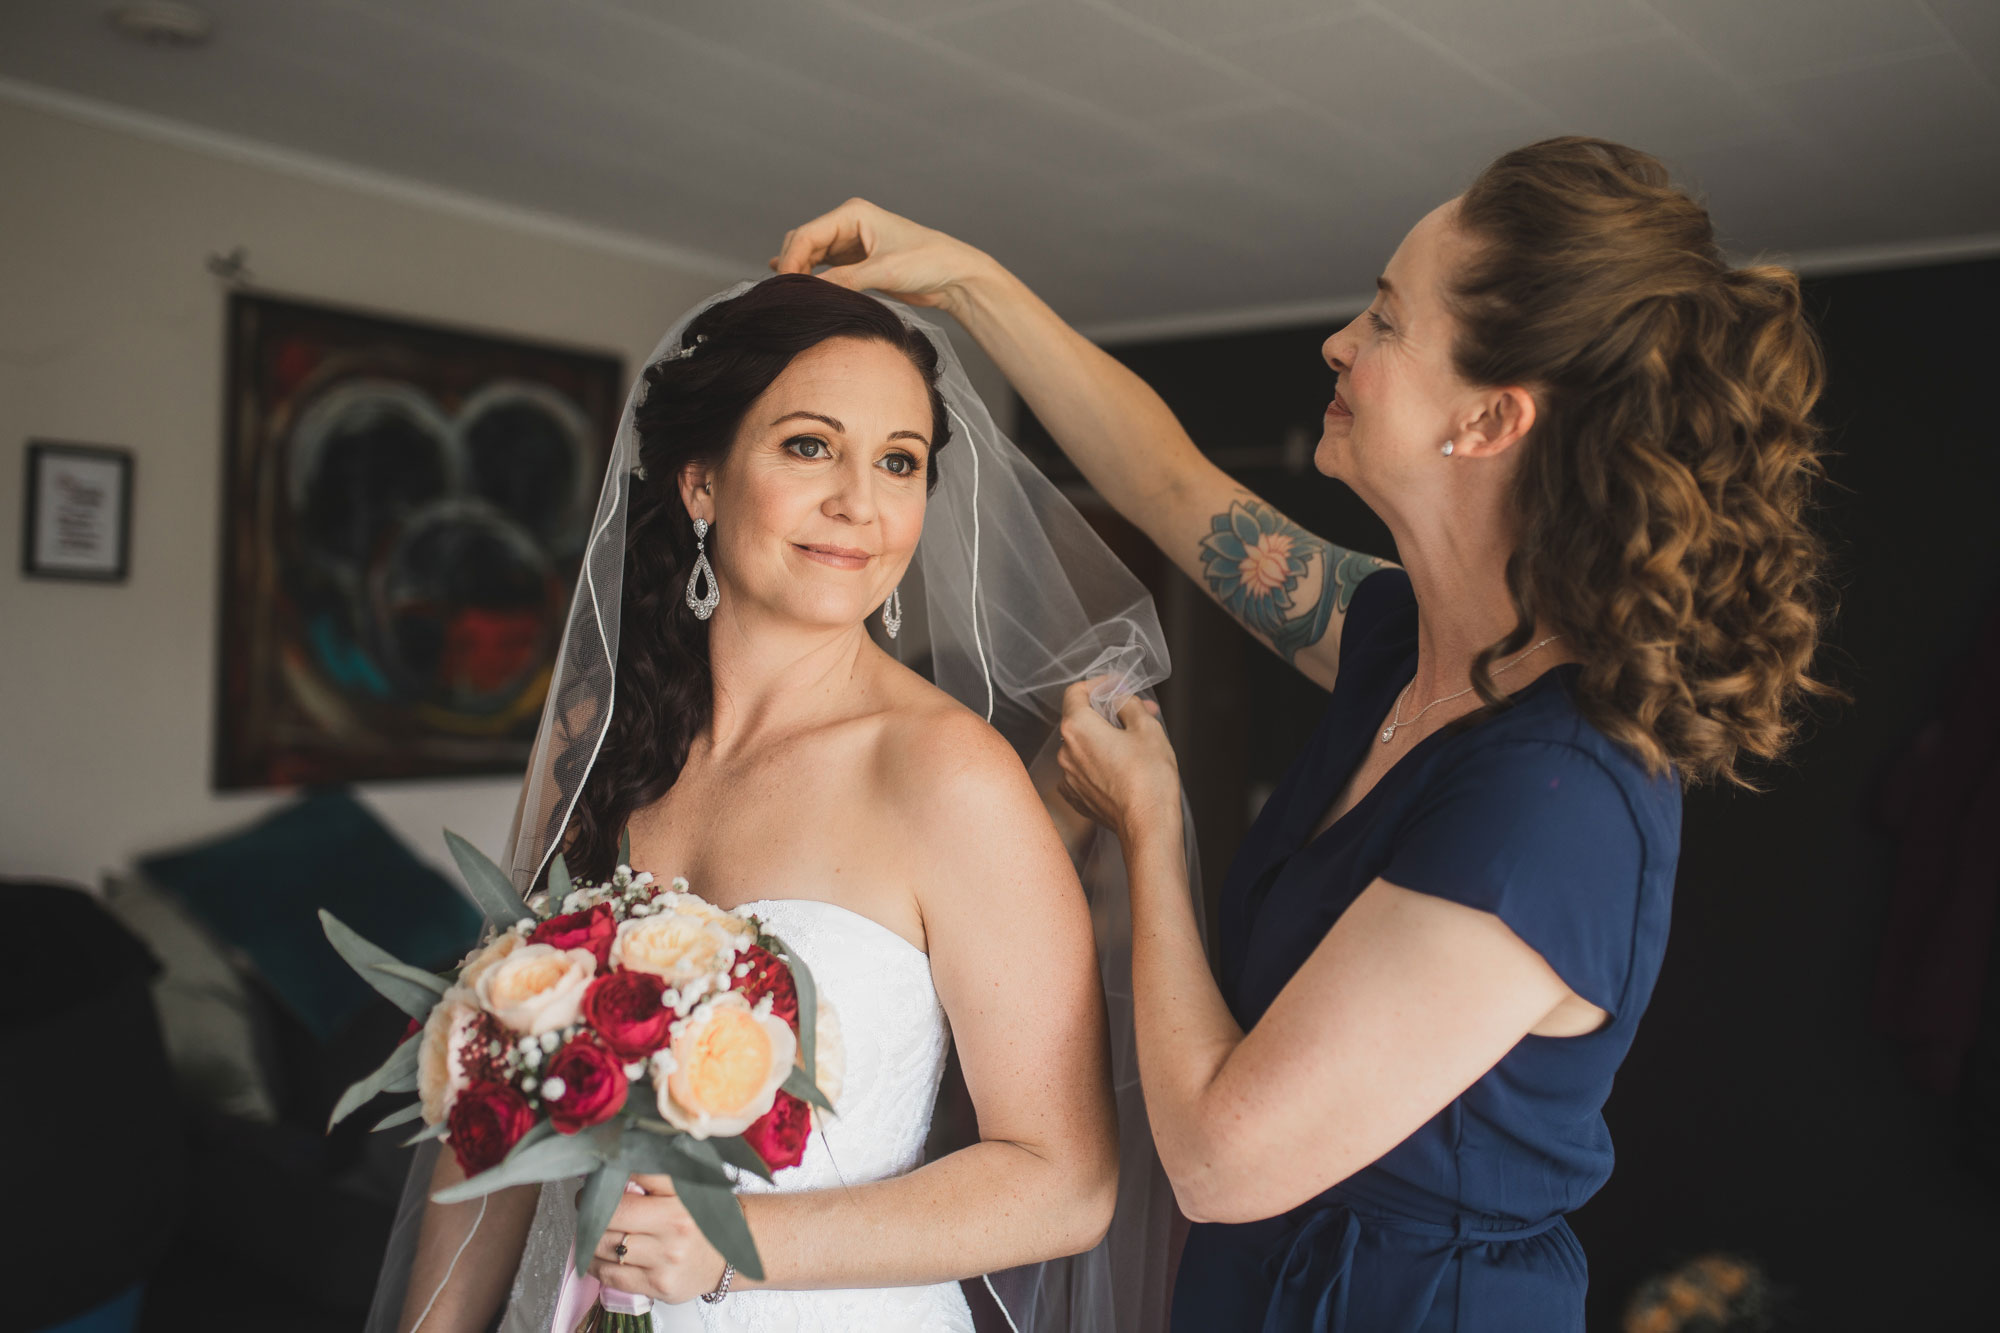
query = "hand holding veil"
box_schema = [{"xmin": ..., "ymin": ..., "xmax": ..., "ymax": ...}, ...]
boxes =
[{"xmin": 366, "ymin": 280, "xmax": 1196, "ymax": 1333}]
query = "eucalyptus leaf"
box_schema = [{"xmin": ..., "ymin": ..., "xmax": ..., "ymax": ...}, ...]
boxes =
[
  {"xmin": 780, "ymin": 1066, "xmax": 834, "ymax": 1114},
  {"xmin": 433, "ymin": 1125, "xmax": 613, "ymax": 1203},
  {"xmin": 571, "ymin": 1160, "xmax": 630, "ymax": 1277},
  {"xmin": 328, "ymin": 1032, "xmax": 421, "ymax": 1130},
  {"xmin": 444, "ymin": 829, "xmax": 532, "ymax": 927},
  {"xmin": 319, "ymin": 911, "xmax": 441, "ymax": 1022},
  {"xmin": 549, "ymin": 851, "xmax": 573, "ymax": 904},
  {"xmin": 621, "ymin": 1132, "xmax": 733, "ymax": 1188},
  {"xmin": 372, "ymin": 1100, "xmax": 426, "ymax": 1132},
  {"xmin": 705, "ymin": 1133, "xmax": 776, "ymax": 1184},
  {"xmin": 369, "ymin": 959, "xmax": 450, "ymax": 997},
  {"xmin": 764, "ymin": 930, "xmax": 818, "ymax": 1079},
  {"xmin": 619, "ymin": 827, "xmax": 632, "ymax": 867},
  {"xmin": 508, "ymin": 1118, "xmax": 559, "ymax": 1159},
  {"xmin": 677, "ymin": 1178, "xmax": 764, "ymax": 1281},
  {"xmin": 402, "ymin": 1120, "xmax": 448, "ymax": 1148}
]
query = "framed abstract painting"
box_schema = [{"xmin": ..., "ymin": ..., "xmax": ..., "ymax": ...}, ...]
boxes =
[{"xmin": 216, "ymin": 292, "xmax": 622, "ymax": 789}]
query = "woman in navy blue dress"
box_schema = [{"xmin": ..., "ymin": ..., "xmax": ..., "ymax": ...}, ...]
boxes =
[{"xmin": 773, "ymin": 138, "xmax": 1833, "ymax": 1330}]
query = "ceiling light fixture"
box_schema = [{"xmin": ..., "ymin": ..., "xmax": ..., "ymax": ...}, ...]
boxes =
[{"xmin": 106, "ymin": 2, "xmax": 214, "ymax": 49}]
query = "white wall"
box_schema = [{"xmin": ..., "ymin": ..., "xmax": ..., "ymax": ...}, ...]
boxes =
[{"xmin": 0, "ymin": 96, "xmax": 756, "ymax": 886}]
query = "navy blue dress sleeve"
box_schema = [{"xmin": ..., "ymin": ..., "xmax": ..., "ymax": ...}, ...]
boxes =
[{"xmin": 1377, "ymin": 738, "xmax": 1647, "ymax": 1015}]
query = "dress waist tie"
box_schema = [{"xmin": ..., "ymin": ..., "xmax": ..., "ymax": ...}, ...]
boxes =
[{"xmin": 1260, "ymin": 1194, "xmax": 1566, "ymax": 1333}]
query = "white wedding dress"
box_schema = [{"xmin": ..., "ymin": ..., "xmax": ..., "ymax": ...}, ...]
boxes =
[{"xmin": 648, "ymin": 898, "xmax": 976, "ymax": 1333}]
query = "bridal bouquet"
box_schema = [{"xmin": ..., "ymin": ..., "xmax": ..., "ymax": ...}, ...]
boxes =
[{"xmin": 320, "ymin": 830, "xmax": 838, "ymax": 1317}]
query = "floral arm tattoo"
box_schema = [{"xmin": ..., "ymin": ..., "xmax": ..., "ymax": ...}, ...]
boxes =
[{"xmin": 1198, "ymin": 498, "xmax": 1389, "ymax": 665}]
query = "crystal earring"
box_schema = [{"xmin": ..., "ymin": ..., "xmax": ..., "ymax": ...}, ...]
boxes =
[
  {"xmin": 685, "ymin": 518, "xmax": 720, "ymax": 620},
  {"xmin": 882, "ymin": 585, "xmax": 903, "ymax": 640},
  {"xmin": 1441, "ymin": 440, "xmax": 1455, "ymax": 457}
]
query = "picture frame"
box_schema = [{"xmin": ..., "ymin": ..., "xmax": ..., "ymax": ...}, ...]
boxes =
[
  {"xmin": 215, "ymin": 291, "xmax": 623, "ymax": 790},
  {"xmin": 21, "ymin": 440, "xmax": 134, "ymax": 582}
]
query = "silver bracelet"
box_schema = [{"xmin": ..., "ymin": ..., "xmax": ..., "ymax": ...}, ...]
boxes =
[{"xmin": 700, "ymin": 1263, "xmax": 734, "ymax": 1304}]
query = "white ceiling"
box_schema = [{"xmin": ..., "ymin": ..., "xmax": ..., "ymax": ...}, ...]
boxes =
[{"xmin": 6, "ymin": 0, "xmax": 1999, "ymax": 337}]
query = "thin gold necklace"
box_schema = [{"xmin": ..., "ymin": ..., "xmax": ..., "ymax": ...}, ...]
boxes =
[{"xmin": 1380, "ymin": 635, "xmax": 1563, "ymax": 744}]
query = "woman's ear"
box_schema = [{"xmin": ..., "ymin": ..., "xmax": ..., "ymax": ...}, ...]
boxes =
[
  {"xmin": 678, "ymin": 462, "xmax": 713, "ymax": 523},
  {"xmin": 1452, "ymin": 385, "xmax": 1538, "ymax": 459}
]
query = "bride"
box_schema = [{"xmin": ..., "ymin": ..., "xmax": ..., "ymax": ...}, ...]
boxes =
[{"xmin": 368, "ymin": 274, "xmax": 1177, "ymax": 1333}]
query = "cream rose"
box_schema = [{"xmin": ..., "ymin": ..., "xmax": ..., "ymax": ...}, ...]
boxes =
[
  {"xmin": 656, "ymin": 992, "xmax": 796, "ymax": 1138},
  {"xmin": 474, "ymin": 943, "xmax": 595, "ymax": 1034},
  {"xmin": 456, "ymin": 930, "xmax": 523, "ymax": 992},
  {"xmin": 666, "ymin": 894, "xmax": 759, "ymax": 948},
  {"xmin": 610, "ymin": 911, "xmax": 740, "ymax": 988},
  {"xmin": 416, "ymin": 987, "xmax": 483, "ymax": 1124}
]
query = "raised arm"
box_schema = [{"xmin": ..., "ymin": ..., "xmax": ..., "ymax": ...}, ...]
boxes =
[{"xmin": 772, "ymin": 201, "xmax": 1391, "ymax": 688}]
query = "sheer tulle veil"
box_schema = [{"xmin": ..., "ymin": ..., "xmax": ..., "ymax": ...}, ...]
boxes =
[{"xmin": 365, "ymin": 279, "xmax": 1196, "ymax": 1333}]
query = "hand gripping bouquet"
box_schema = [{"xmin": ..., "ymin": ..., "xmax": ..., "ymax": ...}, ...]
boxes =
[{"xmin": 322, "ymin": 829, "xmax": 840, "ymax": 1329}]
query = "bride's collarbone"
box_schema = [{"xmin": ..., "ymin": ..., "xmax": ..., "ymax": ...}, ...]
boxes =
[{"xmin": 630, "ymin": 778, "xmax": 930, "ymax": 953}]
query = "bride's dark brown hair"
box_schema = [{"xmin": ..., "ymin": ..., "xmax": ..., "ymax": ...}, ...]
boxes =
[
  {"xmin": 559, "ymin": 275, "xmax": 951, "ymax": 881},
  {"xmin": 1451, "ymin": 137, "xmax": 1837, "ymax": 786}
]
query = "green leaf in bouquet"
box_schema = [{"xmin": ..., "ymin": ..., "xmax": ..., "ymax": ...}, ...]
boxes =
[
  {"xmin": 549, "ymin": 851, "xmax": 573, "ymax": 905},
  {"xmin": 318, "ymin": 910, "xmax": 445, "ymax": 1022},
  {"xmin": 571, "ymin": 1159, "xmax": 630, "ymax": 1278},
  {"xmin": 328, "ymin": 1031, "xmax": 421, "ymax": 1130},
  {"xmin": 780, "ymin": 1065, "xmax": 835, "ymax": 1115},
  {"xmin": 677, "ymin": 1178, "xmax": 764, "ymax": 1282},
  {"xmin": 444, "ymin": 829, "xmax": 533, "ymax": 928},
  {"xmin": 402, "ymin": 1120, "xmax": 448, "ymax": 1148},
  {"xmin": 370, "ymin": 959, "xmax": 451, "ymax": 997},
  {"xmin": 762, "ymin": 929, "xmax": 819, "ymax": 1080},
  {"xmin": 706, "ymin": 1131, "xmax": 777, "ymax": 1183},
  {"xmin": 372, "ymin": 1100, "xmax": 426, "ymax": 1132},
  {"xmin": 621, "ymin": 1131, "xmax": 733, "ymax": 1188},
  {"xmin": 432, "ymin": 1122, "xmax": 617, "ymax": 1203},
  {"xmin": 619, "ymin": 826, "xmax": 632, "ymax": 867}
]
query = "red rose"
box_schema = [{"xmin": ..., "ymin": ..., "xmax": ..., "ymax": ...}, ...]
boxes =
[
  {"xmin": 742, "ymin": 1090, "xmax": 812, "ymax": 1172},
  {"xmin": 580, "ymin": 970, "xmax": 673, "ymax": 1061},
  {"xmin": 542, "ymin": 1037, "xmax": 628, "ymax": 1134},
  {"xmin": 734, "ymin": 945, "xmax": 798, "ymax": 1027},
  {"xmin": 446, "ymin": 1080, "xmax": 535, "ymax": 1176},
  {"xmin": 530, "ymin": 903, "xmax": 618, "ymax": 970}
]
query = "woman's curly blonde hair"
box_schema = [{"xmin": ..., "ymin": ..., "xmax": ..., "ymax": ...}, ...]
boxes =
[{"xmin": 1452, "ymin": 137, "xmax": 1838, "ymax": 787}]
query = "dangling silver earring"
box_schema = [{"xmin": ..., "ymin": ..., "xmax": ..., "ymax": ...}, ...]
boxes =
[
  {"xmin": 1441, "ymin": 440, "xmax": 1455, "ymax": 457},
  {"xmin": 685, "ymin": 517, "xmax": 720, "ymax": 620},
  {"xmin": 882, "ymin": 585, "xmax": 903, "ymax": 640}
]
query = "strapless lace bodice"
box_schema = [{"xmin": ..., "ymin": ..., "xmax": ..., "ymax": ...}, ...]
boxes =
[{"xmin": 652, "ymin": 899, "xmax": 973, "ymax": 1333}]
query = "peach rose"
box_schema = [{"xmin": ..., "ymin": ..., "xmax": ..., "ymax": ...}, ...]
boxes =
[
  {"xmin": 474, "ymin": 943, "xmax": 596, "ymax": 1035},
  {"xmin": 656, "ymin": 992, "xmax": 796, "ymax": 1138},
  {"xmin": 610, "ymin": 911, "xmax": 740, "ymax": 989},
  {"xmin": 666, "ymin": 894, "xmax": 759, "ymax": 948},
  {"xmin": 457, "ymin": 930, "xmax": 524, "ymax": 992},
  {"xmin": 417, "ymin": 987, "xmax": 484, "ymax": 1124}
]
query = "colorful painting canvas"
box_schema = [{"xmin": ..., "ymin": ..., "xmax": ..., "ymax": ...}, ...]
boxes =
[{"xmin": 217, "ymin": 293, "xmax": 622, "ymax": 789}]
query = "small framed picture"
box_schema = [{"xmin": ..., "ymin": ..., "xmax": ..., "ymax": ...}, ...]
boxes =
[{"xmin": 22, "ymin": 440, "xmax": 134, "ymax": 582}]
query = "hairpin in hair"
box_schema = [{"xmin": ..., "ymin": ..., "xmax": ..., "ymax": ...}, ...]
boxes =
[{"xmin": 662, "ymin": 333, "xmax": 709, "ymax": 362}]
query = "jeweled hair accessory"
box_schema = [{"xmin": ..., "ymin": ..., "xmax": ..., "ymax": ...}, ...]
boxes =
[
  {"xmin": 661, "ymin": 332, "xmax": 708, "ymax": 362},
  {"xmin": 632, "ymin": 336, "xmax": 710, "ymax": 477}
]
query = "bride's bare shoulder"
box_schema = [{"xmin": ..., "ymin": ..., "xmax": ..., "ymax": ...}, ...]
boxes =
[{"xmin": 870, "ymin": 661, "xmax": 1035, "ymax": 806}]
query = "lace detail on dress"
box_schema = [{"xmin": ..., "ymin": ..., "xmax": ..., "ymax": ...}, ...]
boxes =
[{"xmin": 654, "ymin": 899, "xmax": 973, "ymax": 1333}]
